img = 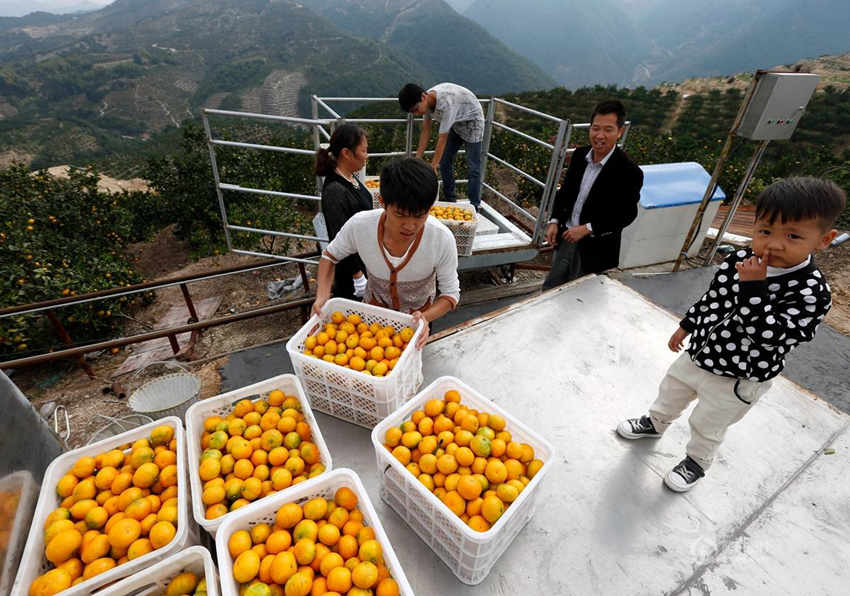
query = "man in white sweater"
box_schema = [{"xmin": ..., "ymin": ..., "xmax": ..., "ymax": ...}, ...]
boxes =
[{"xmin": 314, "ymin": 158, "xmax": 460, "ymax": 347}]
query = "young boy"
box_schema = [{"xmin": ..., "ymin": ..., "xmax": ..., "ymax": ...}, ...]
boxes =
[
  {"xmin": 617, "ymin": 177, "xmax": 845, "ymax": 492},
  {"xmin": 313, "ymin": 158, "xmax": 460, "ymax": 348}
]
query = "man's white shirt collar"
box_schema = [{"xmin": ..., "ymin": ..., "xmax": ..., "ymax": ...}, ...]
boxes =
[{"xmin": 586, "ymin": 144, "xmax": 617, "ymax": 167}]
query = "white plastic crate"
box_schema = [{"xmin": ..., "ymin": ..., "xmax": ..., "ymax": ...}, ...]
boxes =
[
  {"xmin": 215, "ymin": 468, "xmax": 414, "ymax": 596},
  {"xmin": 370, "ymin": 376, "xmax": 556, "ymax": 585},
  {"xmin": 185, "ymin": 374, "xmax": 333, "ymax": 537},
  {"xmin": 429, "ymin": 201, "xmax": 478, "ymax": 257},
  {"xmin": 286, "ymin": 298, "xmax": 425, "ymax": 428},
  {"xmin": 369, "ymin": 196, "xmax": 478, "ymax": 257},
  {"xmin": 12, "ymin": 416, "xmax": 195, "ymax": 596},
  {"xmin": 97, "ymin": 545, "xmax": 219, "ymax": 596},
  {"xmin": 0, "ymin": 471, "xmax": 38, "ymax": 595}
]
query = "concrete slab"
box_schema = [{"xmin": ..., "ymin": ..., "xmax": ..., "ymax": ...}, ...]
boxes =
[
  {"xmin": 217, "ymin": 276, "xmax": 850, "ymax": 594},
  {"xmin": 695, "ymin": 424, "xmax": 850, "ymax": 595},
  {"xmin": 220, "ymin": 342, "xmax": 293, "ymax": 390},
  {"xmin": 618, "ymin": 267, "xmax": 850, "ymax": 413},
  {"xmin": 401, "ymin": 276, "xmax": 849, "ymax": 594}
]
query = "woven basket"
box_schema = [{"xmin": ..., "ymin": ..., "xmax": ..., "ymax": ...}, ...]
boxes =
[
  {"xmin": 128, "ymin": 361, "xmax": 200, "ymax": 421},
  {"xmin": 87, "ymin": 414, "xmax": 154, "ymax": 444}
]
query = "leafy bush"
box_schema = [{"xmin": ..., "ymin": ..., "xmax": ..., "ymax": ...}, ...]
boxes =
[
  {"xmin": 0, "ymin": 165, "xmax": 147, "ymax": 357},
  {"xmin": 143, "ymin": 121, "xmax": 314, "ymax": 256}
]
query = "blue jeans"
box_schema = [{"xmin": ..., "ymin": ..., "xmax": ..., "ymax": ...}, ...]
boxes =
[{"xmin": 440, "ymin": 128, "xmax": 482, "ymax": 208}]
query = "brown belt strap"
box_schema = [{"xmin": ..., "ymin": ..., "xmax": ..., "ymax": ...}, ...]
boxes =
[{"xmin": 376, "ymin": 211, "xmax": 425, "ymax": 310}]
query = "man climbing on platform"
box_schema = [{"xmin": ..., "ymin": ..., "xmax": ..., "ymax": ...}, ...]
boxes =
[{"xmin": 399, "ymin": 82, "xmax": 485, "ymax": 209}]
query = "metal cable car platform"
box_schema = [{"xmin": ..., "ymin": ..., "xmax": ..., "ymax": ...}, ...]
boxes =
[{"xmin": 219, "ymin": 274, "xmax": 850, "ymax": 595}]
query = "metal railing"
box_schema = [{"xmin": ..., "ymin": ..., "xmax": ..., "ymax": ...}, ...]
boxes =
[
  {"xmin": 202, "ymin": 109, "xmax": 332, "ymax": 260},
  {"xmin": 483, "ymin": 98, "xmax": 571, "ymax": 244},
  {"xmin": 203, "ymin": 97, "xmax": 631, "ymax": 259},
  {"xmin": 0, "ymin": 254, "xmax": 318, "ymax": 373}
]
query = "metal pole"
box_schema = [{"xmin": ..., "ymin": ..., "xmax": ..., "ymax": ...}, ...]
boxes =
[
  {"xmin": 480, "ymin": 98, "xmax": 496, "ymax": 197},
  {"xmin": 620, "ymin": 121, "xmax": 631, "ymax": 148},
  {"xmin": 672, "ymin": 71, "xmax": 764, "ymax": 272},
  {"xmin": 535, "ymin": 119, "xmax": 570, "ymax": 245},
  {"xmin": 1, "ymin": 252, "xmax": 317, "ymax": 318},
  {"xmin": 405, "ymin": 113, "xmax": 414, "ymax": 158},
  {"xmin": 202, "ymin": 113, "xmax": 233, "ymax": 251},
  {"xmin": 179, "ymin": 282, "xmax": 201, "ymax": 348},
  {"xmin": 0, "ymin": 298, "xmax": 316, "ymax": 370},
  {"xmin": 703, "ymin": 139, "xmax": 770, "ymax": 264},
  {"xmin": 179, "ymin": 283, "xmax": 199, "ymax": 323},
  {"xmin": 297, "ymin": 263, "xmax": 310, "ymax": 293},
  {"xmin": 312, "ymin": 96, "xmax": 322, "ymax": 196},
  {"xmin": 45, "ymin": 310, "xmax": 96, "ymax": 379}
]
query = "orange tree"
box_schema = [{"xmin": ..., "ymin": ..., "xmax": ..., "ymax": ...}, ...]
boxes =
[
  {"xmin": 0, "ymin": 164, "xmax": 148, "ymax": 358},
  {"xmin": 144, "ymin": 121, "xmax": 313, "ymax": 257}
]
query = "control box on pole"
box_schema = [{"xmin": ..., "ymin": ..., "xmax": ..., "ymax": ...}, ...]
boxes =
[{"xmin": 737, "ymin": 72, "xmax": 819, "ymax": 141}]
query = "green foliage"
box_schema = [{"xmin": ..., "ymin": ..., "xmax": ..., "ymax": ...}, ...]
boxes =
[
  {"xmin": 1, "ymin": 119, "xmax": 320, "ymax": 358},
  {"xmin": 192, "ymin": 60, "xmax": 273, "ymax": 108},
  {"xmin": 486, "ymin": 85, "xmax": 850, "ymax": 224},
  {"xmin": 143, "ymin": 121, "xmax": 314, "ymax": 256},
  {"xmin": 0, "ymin": 164, "xmax": 148, "ymax": 357}
]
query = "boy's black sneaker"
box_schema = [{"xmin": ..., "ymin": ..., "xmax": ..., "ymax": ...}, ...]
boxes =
[
  {"xmin": 664, "ymin": 456, "xmax": 705, "ymax": 492},
  {"xmin": 616, "ymin": 415, "xmax": 661, "ymax": 439}
]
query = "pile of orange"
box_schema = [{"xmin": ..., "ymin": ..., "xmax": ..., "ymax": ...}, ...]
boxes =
[
  {"xmin": 429, "ymin": 205, "xmax": 474, "ymax": 222},
  {"xmin": 227, "ymin": 487, "xmax": 400, "ymax": 596},
  {"xmin": 0, "ymin": 488, "xmax": 21, "ymax": 570},
  {"xmin": 198, "ymin": 390, "xmax": 325, "ymax": 520},
  {"xmin": 364, "ymin": 179, "xmax": 380, "ymax": 189},
  {"xmin": 301, "ymin": 311, "xmax": 414, "ymax": 377},
  {"xmin": 163, "ymin": 571, "xmax": 207, "ymax": 595},
  {"xmin": 383, "ymin": 389, "xmax": 544, "ymax": 533},
  {"xmin": 29, "ymin": 424, "xmax": 180, "ymax": 595}
]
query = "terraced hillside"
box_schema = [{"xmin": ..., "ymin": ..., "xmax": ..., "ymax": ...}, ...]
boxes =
[{"xmin": 0, "ymin": 0, "xmax": 551, "ymax": 170}]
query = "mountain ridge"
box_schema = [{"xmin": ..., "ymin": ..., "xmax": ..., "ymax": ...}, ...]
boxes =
[
  {"xmin": 463, "ymin": 0, "xmax": 850, "ymax": 88},
  {"xmin": 0, "ymin": 0, "xmax": 550, "ymax": 168}
]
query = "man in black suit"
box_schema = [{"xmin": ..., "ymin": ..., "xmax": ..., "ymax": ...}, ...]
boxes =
[{"xmin": 542, "ymin": 100, "xmax": 643, "ymax": 289}]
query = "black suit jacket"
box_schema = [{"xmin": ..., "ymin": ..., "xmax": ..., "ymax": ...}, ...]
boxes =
[{"xmin": 552, "ymin": 145, "xmax": 643, "ymax": 273}]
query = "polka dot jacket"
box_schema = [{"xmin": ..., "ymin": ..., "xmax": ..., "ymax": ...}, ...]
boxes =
[{"xmin": 680, "ymin": 248, "xmax": 831, "ymax": 382}]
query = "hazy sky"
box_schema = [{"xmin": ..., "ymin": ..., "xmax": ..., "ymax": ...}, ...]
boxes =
[
  {"xmin": 47, "ymin": 0, "xmax": 111, "ymax": 7},
  {"xmin": 0, "ymin": 0, "xmax": 113, "ymax": 18}
]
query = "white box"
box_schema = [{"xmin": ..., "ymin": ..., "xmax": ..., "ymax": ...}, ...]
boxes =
[
  {"xmin": 286, "ymin": 298, "xmax": 425, "ymax": 428},
  {"xmin": 0, "ymin": 471, "xmax": 37, "ymax": 595},
  {"xmin": 215, "ymin": 468, "xmax": 414, "ymax": 596},
  {"xmin": 96, "ymin": 545, "xmax": 219, "ymax": 596},
  {"xmin": 619, "ymin": 162, "xmax": 726, "ymax": 269}
]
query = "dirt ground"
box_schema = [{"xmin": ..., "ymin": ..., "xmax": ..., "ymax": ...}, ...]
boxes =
[
  {"xmin": 15, "ymin": 223, "xmax": 545, "ymax": 448},
  {"xmin": 815, "ymin": 239, "xmax": 850, "ymax": 335},
  {"xmin": 10, "ymin": 219, "xmax": 849, "ymax": 449},
  {"xmin": 46, "ymin": 166, "xmax": 151, "ymax": 193}
]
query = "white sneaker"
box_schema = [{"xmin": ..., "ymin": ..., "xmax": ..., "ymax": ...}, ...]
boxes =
[
  {"xmin": 616, "ymin": 416, "xmax": 661, "ymax": 439},
  {"xmin": 664, "ymin": 456, "xmax": 705, "ymax": 492}
]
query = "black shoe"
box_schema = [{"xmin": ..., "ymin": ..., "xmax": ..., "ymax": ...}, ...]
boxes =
[
  {"xmin": 616, "ymin": 415, "xmax": 661, "ymax": 439},
  {"xmin": 664, "ymin": 456, "xmax": 705, "ymax": 492}
]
